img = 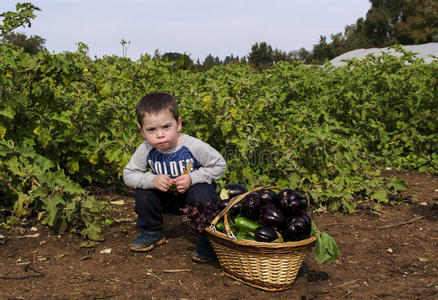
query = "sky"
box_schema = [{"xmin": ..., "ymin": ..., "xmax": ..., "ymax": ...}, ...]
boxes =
[{"xmin": 1, "ymin": 0, "xmax": 371, "ymax": 62}]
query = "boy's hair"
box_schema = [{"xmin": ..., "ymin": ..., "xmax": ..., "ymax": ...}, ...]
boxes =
[{"xmin": 136, "ymin": 92, "xmax": 179, "ymax": 127}]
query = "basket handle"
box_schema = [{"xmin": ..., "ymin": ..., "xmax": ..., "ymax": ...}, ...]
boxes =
[{"xmin": 210, "ymin": 185, "xmax": 280, "ymax": 237}]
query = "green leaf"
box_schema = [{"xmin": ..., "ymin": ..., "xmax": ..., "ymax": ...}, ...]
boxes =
[
  {"xmin": 65, "ymin": 202, "xmax": 76, "ymax": 222},
  {"xmin": 5, "ymin": 156, "xmax": 25, "ymax": 176},
  {"xmin": 341, "ymin": 198, "xmax": 356, "ymax": 214},
  {"xmin": 13, "ymin": 192, "xmax": 30, "ymax": 217},
  {"xmin": 288, "ymin": 173, "xmax": 301, "ymax": 189},
  {"xmin": 43, "ymin": 194, "xmax": 65, "ymax": 227},
  {"xmin": 66, "ymin": 158, "xmax": 80, "ymax": 174},
  {"xmin": 371, "ymin": 189, "xmax": 388, "ymax": 203},
  {"xmin": 0, "ymin": 102, "xmax": 15, "ymax": 119},
  {"xmin": 34, "ymin": 155, "xmax": 55, "ymax": 175},
  {"xmin": 81, "ymin": 222, "xmax": 104, "ymax": 241},
  {"xmin": 106, "ymin": 148, "xmax": 123, "ymax": 163},
  {"xmin": 52, "ymin": 111, "xmax": 73, "ymax": 126},
  {"xmin": 202, "ymin": 95, "xmax": 212, "ymax": 111},
  {"xmin": 220, "ymin": 120, "xmax": 233, "ymax": 136},
  {"xmin": 314, "ymin": 230, "xmax": 339, "ymax": 264},
  {"xmin": 99, "ymin": 83, "xmax": 112, "ymax": 98},
  {"xmin": 314, "ymin": 236, "xmax": 330, "ymax": 263},
  {"xmin": 63, "ymin": 182, "xmax": 85, "ymax": 194},
  {"xmin": 0, "ymin": 124, "xmax": 6, "ymax": 139},
  {"xmin": 390, "ymin": 176, "xmax": 408, "ymax": 192},
  {"xmin": 57, "ymin": 219, "xmax": 69, "ymax": 234}
]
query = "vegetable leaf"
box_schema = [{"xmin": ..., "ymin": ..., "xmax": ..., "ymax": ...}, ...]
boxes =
[{"xmin": 312, "ymin": 222, "xmax": 339, "ymax": 264}]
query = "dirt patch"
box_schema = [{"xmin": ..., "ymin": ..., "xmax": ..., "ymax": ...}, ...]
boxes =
[{"xmin": 1, "ymin": 172, "xmax": 437, "ymax": 299}]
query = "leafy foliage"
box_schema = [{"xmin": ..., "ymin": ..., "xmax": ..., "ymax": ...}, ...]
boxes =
[
  {"xmin": 1, "ymin": 32, "xmax": 47, "ymax": 55},
  {"xmin": 1, "ymin": 37, "xmax": 436, "ymax": 238},
  {"xmin": 0, "ymin": 2, "xmax": 40, "ymax": 36}
]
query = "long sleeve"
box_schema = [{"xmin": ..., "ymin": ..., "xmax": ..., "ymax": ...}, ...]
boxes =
[
  {"xmin": 184, "ymin": 136, "xmax": 226, "ymax": 185},
  {"xmin": 123, "ymin": 142, "xmax": 156, "ymax": 189}
]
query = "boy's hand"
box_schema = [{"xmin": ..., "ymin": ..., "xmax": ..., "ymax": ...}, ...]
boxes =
[
  {"xmin": 173, "ymin": 174, "xmax": 192, "ymax": 194},
  {"xmin": 153, "ymin": 174, "xmax": 174, "ymax": 192}
]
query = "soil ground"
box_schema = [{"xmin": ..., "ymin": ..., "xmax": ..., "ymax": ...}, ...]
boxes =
[{"xmin": 1, "ymin": 171, "xmax": 437, "ymax": 300}]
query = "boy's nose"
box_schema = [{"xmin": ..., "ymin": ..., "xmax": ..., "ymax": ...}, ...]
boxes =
[{"xmin": 157, "ymin": 129, "xmax": 165, "ymax": 137}]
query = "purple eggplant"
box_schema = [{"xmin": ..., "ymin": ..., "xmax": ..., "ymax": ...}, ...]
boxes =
[
  {"xmin": 279, "ymin": 188, "xmax": 308, "ymax": 217},
  {"xmin": 260, "ymin": 203, "xmax": 286, "ymax": 228},
  {"xmin": 258, "ymin": 189, "xmax": 279, "ymax": 205},
  {"xmin": 300, "ymin": 212, "xmax": 312, "ymax": 226},
  {"xmin": 240, "ymin": 192, "xmax": 262, "ymax": 220},
  {"xmin": 219, "ymin": 183, "xmax": 248, "ymax": 200},
  {"xmin": 217, "ymin": 199, "xmax": 240, "ymax": 216},
  {"xmin": 254, "ymin": 226, "xmax": 279, "ymax": 243},
  {"xmin": 285, "ymin": 215, "xmax": 311, "ymax": 241}
]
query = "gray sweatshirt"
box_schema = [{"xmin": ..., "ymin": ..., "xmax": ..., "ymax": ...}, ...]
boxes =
[{"xmin": 123, "ymin": 133, "xmax": 226, "ymax": 190}]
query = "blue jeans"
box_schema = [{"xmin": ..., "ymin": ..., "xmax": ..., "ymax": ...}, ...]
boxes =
[{"xmin": 134, "ymin": 183, "xmax": 218, "ymax": 232}]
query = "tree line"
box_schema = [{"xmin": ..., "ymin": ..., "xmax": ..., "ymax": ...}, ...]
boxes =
[{"xmin": 2, "ymin": 0, "xmax": 437, "ymax": 70}]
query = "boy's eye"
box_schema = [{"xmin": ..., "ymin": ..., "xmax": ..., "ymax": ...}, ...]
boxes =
[
  {"xmin": 147, "ymin": 128, "xmax": 155, "ymax": 133},
  {"xmin": 163, "ymin": 125, "xmax": 171, "ymax": 129}
]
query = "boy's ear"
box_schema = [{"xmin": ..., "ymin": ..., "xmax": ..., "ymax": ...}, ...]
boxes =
[
  {"xmin": 138, "ymin": 125, "xmax": 147, "ymax": 139},
  {"xmin": 177, "ymin": 117, "xmax": 182, "ymax": 131}
]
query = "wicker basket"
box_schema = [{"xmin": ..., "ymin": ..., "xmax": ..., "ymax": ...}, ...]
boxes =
[{"xmin": 205, "ymin": 186, "xmax": 317, "ymax": 291}]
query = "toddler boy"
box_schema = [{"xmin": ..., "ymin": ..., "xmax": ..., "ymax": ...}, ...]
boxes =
[{"xmin": 123, "ymin": 92, "xmax": 226, "ymax": 262}]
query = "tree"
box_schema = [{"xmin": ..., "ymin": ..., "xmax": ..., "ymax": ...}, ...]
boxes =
[
  {"xmin": 297, "ymin": 48, "xmax": 311, "ymax": 62},
  {"xmin": 308, "ymin": 0, "xmax": 438, "ymax": 63},
  {"xmin": 310, "ymin": 36, "xmax": 335, "ymax": 64},
  {"xmin": 202, "ymin": 54, "xmax": 215, "ymax": 70},
  {"xmin": 247, "ymin": 42, "xmax": 305, "ymax": 68},
  {"xmin": 152, "ymin": 49, "xmax": 162, "ymax": 60},
  {"xmin": 224, "ymin": 54, "xmax": 240, "ymax": 65},
  {"xmin": 272, "ymin": 48, "xmax": 293, "ymax": 63},
  {"xmin": 328, "ymin": 22, "xmax": 369, "ymax": 58},
  {"xmin": 0, "ymin": 2, "xmax": 40, "ymax": 36},
  {"xmin": 392, "ymin": 0, "xmax": 438, "ymax": 44},
  {"xmin": 247, "ymin": 42, "xmax": 274, "ymax": 68},
  {"xmin": 358, "ymin": 0, "xmax": 438, "ymax": 46},
  {"xmin": 161, "ymin": 52, "xmax": 194, "ymax": 70},
  {"xmin": 361, "ymin": 0, "xmax": 404, "ymax": 47},
  {"xmin": 341, "ymin": 21, "xmax": 369, "ymax": 49},
  {"xmin": 213, "ymin": 56, "xmax": 221, "ymax": 65},
  {"xmin": 1, "ymin": 31, "xmax": 46, "ymax": 55},
  {"xmin": 201, "ymin": 54, "xmax": 222, "ymax": 71}
]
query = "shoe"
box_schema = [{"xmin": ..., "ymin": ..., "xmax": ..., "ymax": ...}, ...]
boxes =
[
  {"xmin": 191, "ymin": 235, "xmax": 216, "ymax": 263},
  {"xmin": 130, "ymin": 231, "xmax": 166, "ymax": 252}
]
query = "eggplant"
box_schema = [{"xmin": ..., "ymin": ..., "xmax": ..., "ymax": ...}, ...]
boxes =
[
  {"xmin": 240, "ymin": 192, "xmax": 262, "ymax": 220},
  {"xmin": 217, "ymin": 199, "xmax": 240, "ymax": 216},
  {"xmin": 217, "ymin": 199, "xmax": 228, "ymax": 211},
  {"xmin": 285, "ymin": 215, "xmax": 311, "ymax": 241},
  {"xmin": 258, "ymin": 189, "xmax": 279, "ymax": 205},
  {"xmin": 279, "ymin": 188, "xmax": 308, "ymax": 217},
  {"xmin": 300, "ymin": 212, "xmax": 311, "ymax": 226},
  {"xmin": 254, "ymin": 226, "xmax": 279, "ymax": 243},
  {"xmin": 259, "ymin": 203, "xmax": 286, "ymax": 228},
  {"xmin": 219, "ymin": 183, "xmax": 248, "ymax": 200}
]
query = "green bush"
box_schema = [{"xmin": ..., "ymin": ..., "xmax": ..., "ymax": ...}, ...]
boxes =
[{"xmin": 1, "ymin": 42, "xmax": 436, "ymax": 238}]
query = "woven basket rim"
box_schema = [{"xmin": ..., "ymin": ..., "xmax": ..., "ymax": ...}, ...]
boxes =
[{"xmin": 205, "ymin": 225, "xmax": 317, "ymax": 249}]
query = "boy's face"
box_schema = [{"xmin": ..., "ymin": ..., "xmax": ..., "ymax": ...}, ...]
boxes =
[{"xmin": 139, "ymin": 109, "xmax": 182, "ymax": 151}]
